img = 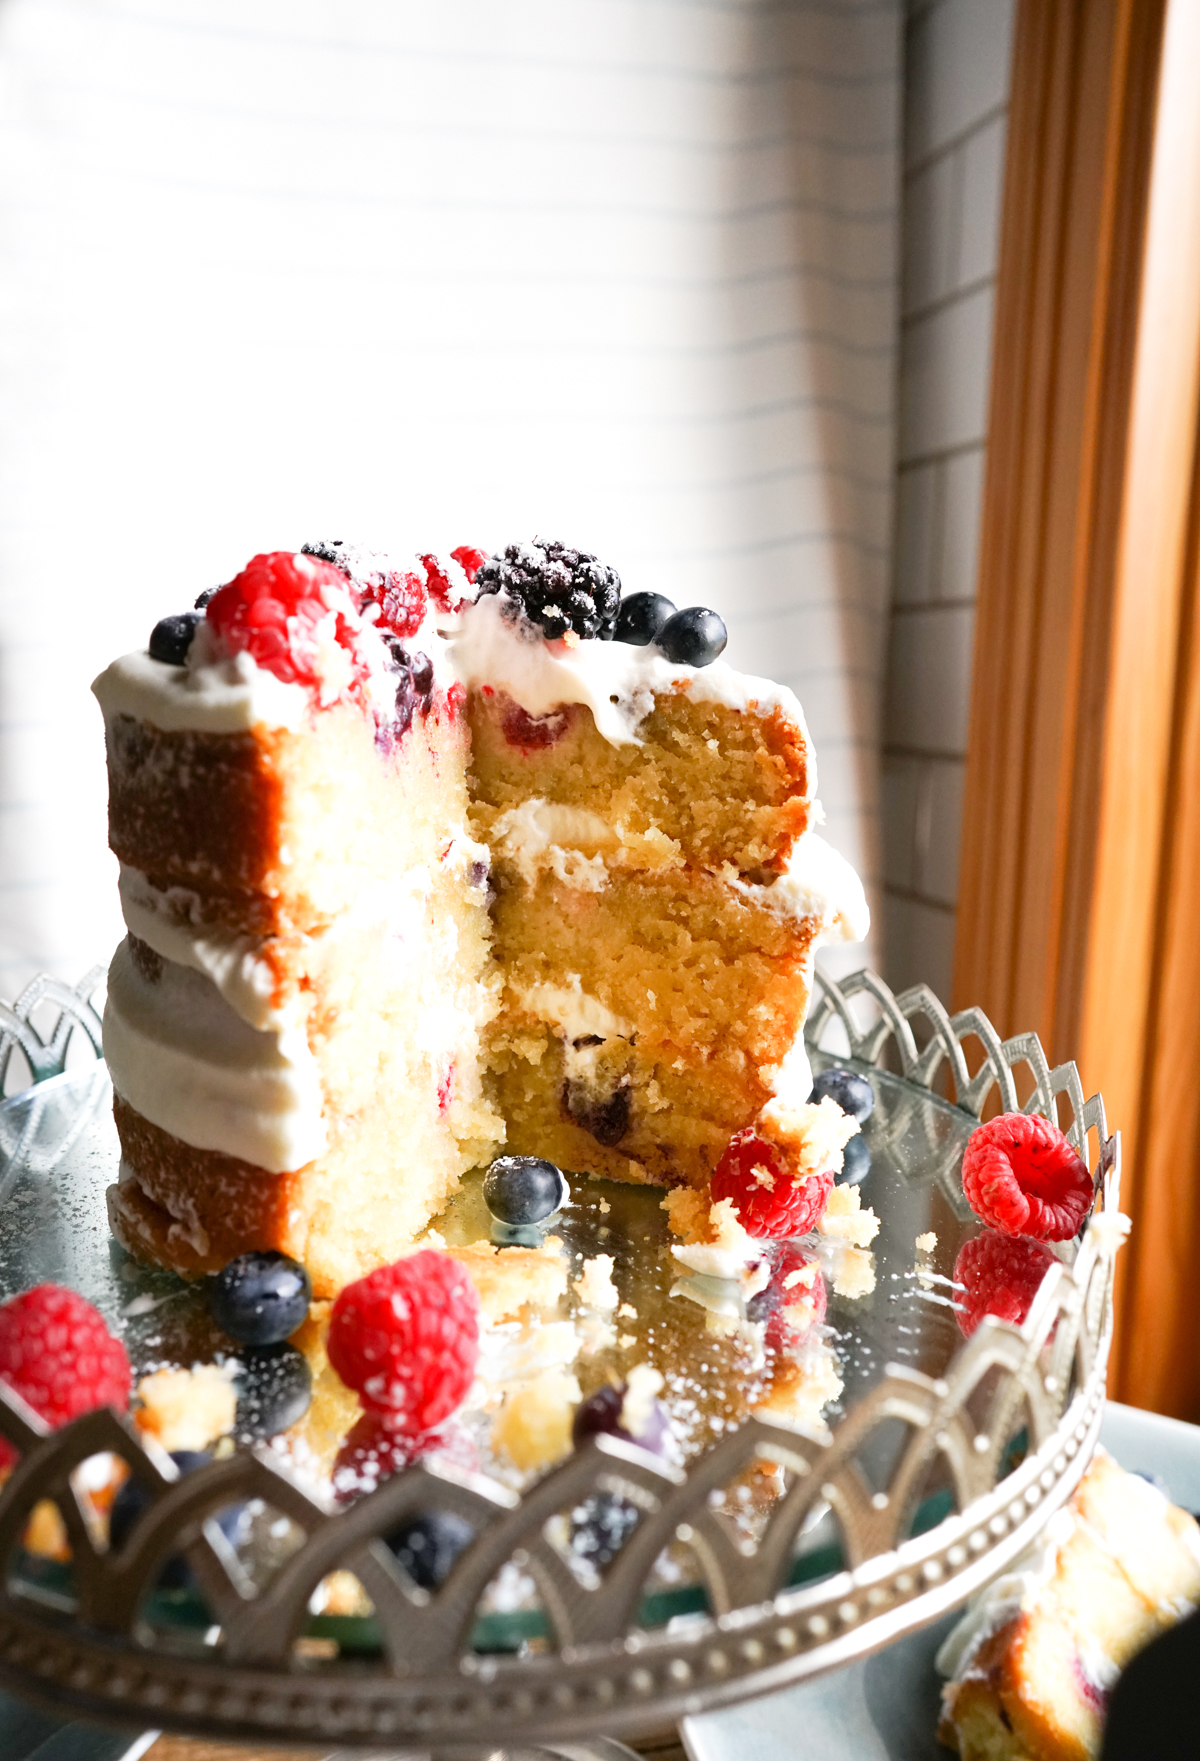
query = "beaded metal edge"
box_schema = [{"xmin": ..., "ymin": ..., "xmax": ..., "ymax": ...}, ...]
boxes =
[{"xmin": 0, "ymin": 968, "xmax": 1121, "ymax": 1755}]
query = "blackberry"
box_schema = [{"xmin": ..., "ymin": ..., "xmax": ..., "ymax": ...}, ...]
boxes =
[
  {"xmin": 209, "ymin": 1250, "xmax": 311, "ymax": 1347},
  {"xmin": 149, "ymin": 612, "xmax": 202, "ymax": 666},
  {"xmin": 809, "ymin": 1067, "xmax": 875, "ymax": 1123},
  {"xmin": 234, "ymin": 1342, "xmax": 313, "ymax": 1441},
  {"xmin": 656, "ymin": 606, "xmax": 727, "ymax": 667},
  {"xmin": 385, "ymin": 1509, "xmax": 475, "ymax": 1590},
  {"xmin": 614, "ymin": 591, "xmax": 675, "ymax": 647},
  {"xmin": 483, "ymin": 1155, "xmax": 568, "ymax": 1225},
  {"xmin": 475, "ymin": 539, "xmax": 621, "ymax": 641}
]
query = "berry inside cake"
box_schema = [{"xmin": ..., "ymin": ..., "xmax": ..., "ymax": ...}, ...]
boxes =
[{"xmin": 93, "ymin": 539, "xmax": 867, "ymax": 1297}]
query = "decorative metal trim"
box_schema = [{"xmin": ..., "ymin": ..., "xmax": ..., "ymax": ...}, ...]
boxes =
[
  {"xmin": 0, "ymin": 969, "xmax": 105, "ymax": 1094},
  {"xmin": 0, "ymin": 969, "xmax": 1122, "ymax": 1754}
]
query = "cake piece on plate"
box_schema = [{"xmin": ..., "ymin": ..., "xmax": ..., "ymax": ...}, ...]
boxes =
[{"xmin": 937, "ymin": 1448, "xmax": 1200, "ymax": 1760}]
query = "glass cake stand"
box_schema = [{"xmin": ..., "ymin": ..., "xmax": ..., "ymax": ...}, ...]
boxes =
[{"xmin": 0, "ymin": 968, "xmax": 1121, "ymax": 1757}]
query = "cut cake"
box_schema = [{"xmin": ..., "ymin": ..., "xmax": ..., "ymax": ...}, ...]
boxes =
[{"xmin": 93, "ymin": 542, "xmax": 866, "ymax": 1298}]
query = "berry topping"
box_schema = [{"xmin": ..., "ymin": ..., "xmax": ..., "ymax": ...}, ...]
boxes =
[
  {"xmin": 475, "ymin": 539, "xmax": 621, "ymax": 641},
  {"xmin": 206, "ymin": 551, "xmax": 370, "ymax": 696},
  {"xmin": 747, "ymin": 1242, "xmax": 827, "ymax": 1350},
  {"xmin": 484, "ymin": 1155, "xmax": 569, "ymax": 1226},
  {"xmin": 233, "ymin": 1342, "xmax": 312, "ymax": 1441},
  {"xmin": 194, "ymin": 586, "xmax": 218, "ymax": 609},
  {"xmin": 450, "ymin": 545, "xmax": 487, "ymax": 584},
  {"xmin": 837, "ymin": 1133, "xmax": 872, "ymax": 1186},
  {"xmin": 571, "ymin": 1374, "xmax": 670, "ymax": 1456},
  {"xmin": 809, "ymin": 1067, "xmax": 875, "ymax": 1124},
  {"xmin": 382, "ymin": 639, "xmax": 436, "ymax": 737},
  {"xmin": 386, "ymin": 1509, "xmax": 476, "ymax": 1590},
  {"xmin": 0, "ymin": 1284, "xmax": 131, "ymax": 1469},
  {"xmin": 419, "ymin": 553, "xmax": 478, "ymax": 617},
  {"xmin": 655, "ymin": 605, "xmax": 727, "ymax": 667},
  {"xmin": 614, "ymin": 591, "xmax": 676, "ymax": 647},
  {"xmin": 149, "ymin": 612, "xmax": 202, "ymax": 666},
  {"xmin": 570, "ymin": 1491, "xmax": 640, "ymax": 1570},
  {"xmin": 961, "ymin": 1113, "xmax": 1094, "ymax": 1240},
  {"xmin": 500, "ymin": 699, "xmax": 578, "ymax": 750},
  {"xmin": 109, "ymin": 1450, "xmax": 248, "ymax": 1586},
  {"xmin": 327, "ymin": 1251, "xmax": 480, "ymax": 1433},
  {"xmin": 710, "ymin": 1130, "xmax": 834, "ymax": 1239},
  {"xmin": 209, "ymin": 1251, "xmax": 311, "ymax": 1347},
  {"xmin": 304, "ymin": 541, "xmax": 431, "ymax": 643},
  {"xmin": 331, "ymin": 1411, "xmax": 476, "ymax": 1503},
  {"xmin": 953, "ymin": 1230, "xmax": 1058, "ymax": 1337}
]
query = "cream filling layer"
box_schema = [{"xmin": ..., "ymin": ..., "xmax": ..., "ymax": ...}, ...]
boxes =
[
  {"xmin": 118, "ymin": 865, "xmax": 283, "ymax": 1033},
  {"xmin": 447, "ymin": 590, "xmax": 816, "ymax": 760},
  {"xmin": 104, "ymin": 938, "xmax": 326, "ymax": 1173}
]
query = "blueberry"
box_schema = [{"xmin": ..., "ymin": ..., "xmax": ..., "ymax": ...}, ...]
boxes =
[
  {"xmin": 385, "ymin": 1509, "xmax": 475, "ymax": 1591},
  {"xmin": 109, "ymin": 1451, "xmax": 246, "ymax": 1588},
  {"xmin": 234, "ymin": 1342, "xmax": 312, "ymax": 1441},
  {"xmin": 572, "ymin": 1382, "xmax": 669, "ymax": 1456},
  {"xmin": 614, "ymin": 591, "xmax": 676, "ymax": 647},
  {"xmin": 209, "ymin": 1251, "xmax": 311, "ymax": 1347},
  {"xmin": 837, "ymin": 1133, "xmax": 871, "ymax": 1186},
  {"xmin": 569, "ymin": 1491, "xmax": 640, "ymax": 1570},
  {"xmin": 475, "ymin": 540, "xmax": 621, "ymax": 641},
  {"xmin": 655, "ymin": 606, "xmax": 728, "ymax": 667},
  {"xmin": 194, "ymin": 585, "xmax": 218, "ymax": 609},
  {"xmin": 809, "ymin": 1067, "xmax": 875, "ymax": 1123},
  {"xmin": 483, "ymin": 1155, "xmax": 569, "ymax": 1225},
  {"xmin": 149, "ymin": 612, "xmax": 202, "ymax": 666}
]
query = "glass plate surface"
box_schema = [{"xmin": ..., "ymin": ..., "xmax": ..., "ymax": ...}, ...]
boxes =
[{"xmin": 0, "ymin": 1054, "xmax": 1039, "ymax": 1652}]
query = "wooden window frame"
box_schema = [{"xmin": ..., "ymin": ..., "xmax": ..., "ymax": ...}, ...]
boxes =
[{"xmin": 954, "ymin": 0, "xmax": 1200, "ymax": 1417}]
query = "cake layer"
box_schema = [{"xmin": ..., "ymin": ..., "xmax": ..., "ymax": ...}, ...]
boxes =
[
  {"xmin": 468, "ymin": 689, "xmax": 810, "ymax": 883},
  {"xmin": 481, "ymin": 838, "xmax": 864, "ymax": 1187},
  {"xmin": 95, "ymin": 674, "xmax": 470, "ymax": 938}
]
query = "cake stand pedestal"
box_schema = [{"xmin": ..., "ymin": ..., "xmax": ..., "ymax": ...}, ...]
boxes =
[{"xmin": 0, "ymin": 969, "xmax": 1123, "ymax": 1758}]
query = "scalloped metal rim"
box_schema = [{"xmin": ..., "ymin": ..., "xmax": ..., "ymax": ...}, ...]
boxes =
[{"xmin": 0, "ymin": 967, "xmax": 1121, "ymax": 1753}]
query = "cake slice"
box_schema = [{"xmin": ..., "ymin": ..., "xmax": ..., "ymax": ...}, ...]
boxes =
[
  {"xmin": 95, "ymin": 547, "xmax": 503, "ymax": 1298},
  {"xmin": 937, "ymin": 1449, "xmax": 1200, "ymax": 1760}
]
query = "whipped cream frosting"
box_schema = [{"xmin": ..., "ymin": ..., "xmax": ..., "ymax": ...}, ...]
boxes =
[
  {"xmin": 104, "ymin": 938, "xmax": 326, "ymax": 1172},
  {"xmin": 446, "ymin": 590, "xmax": 816, "ymax": 759}
]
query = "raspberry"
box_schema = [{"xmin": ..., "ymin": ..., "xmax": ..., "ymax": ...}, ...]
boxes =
[
  {"xmin": 475, "ymin": 539, "xmax": 621, "ymax": 640},
  {"xmin": 710, "ymin": 1131, "xmax": 834, "ymax": 1239},
  {"xmin": 954, "ymin": 1230, "xmax": 1058, "ymax": 1338},
  {"xmin": 961, "ymin": 1112, "xmax": 1094, "ymax": 1240},
  {"xmin": 450, "ymin": 545, "xmax": 487, "ymax": 585},
  {"xmin": 421, "ymin": 551, "xmax": 480, "ymax": 617},
  {"xmin": 206, "ymin": 551, "xmax": 369, "ymax": 694},
  {"xmin": 302, "ymin": 539, "xmax": 428, "ymax": 639},
  {"xmin": 0, "ymin": 1284, "xmax": 131, "ymax": 1470},
  {"xmin": 327, "ymin": 1251, "xmax": 480, "ymax": 1434},
  {"xmin": 330, "ymin": 1411, "xmax": 477, "ymax": 1503},
  {"xmin": 748, "ymin": 1243, "xmax": 827, "ymax": 1353}
]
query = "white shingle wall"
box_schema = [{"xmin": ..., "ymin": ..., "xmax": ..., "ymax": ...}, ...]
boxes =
[
  {"xmin": 882, "ymin": 0, "xmax": 1014, "ymax": 1001},
  {"xmin": 0, "ymin": 0, "xmax": 902, "ymax": 1002}
]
